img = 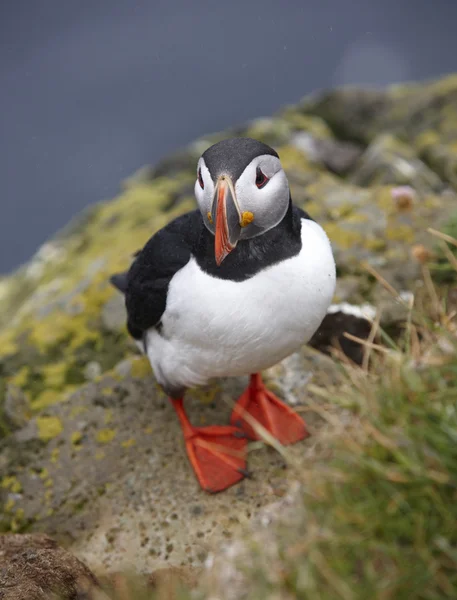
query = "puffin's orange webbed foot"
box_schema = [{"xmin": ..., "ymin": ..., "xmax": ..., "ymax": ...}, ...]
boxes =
[
  {"xmin": 171, "ymin": 399, "xmax": 248, "ymax": 493},
  {"xmin": 230, "ymin": 373, "xmax": 308, "ymax": 445}
]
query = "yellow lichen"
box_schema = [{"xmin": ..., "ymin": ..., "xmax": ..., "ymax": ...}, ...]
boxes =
[
  {"xmin": 8, "ymin": 507, "xmax": 26, "ymax": 532},
  {"xmin": 4, "ymin": 498, "xmax": 15, "ymax": 512},
  {"xmin": 36, "ymin": 417, "xmax": 63, "ymax": 441},
  {"xmin": 280, "ymin": 111, "xmax": 333, "ymax": 138},
  {"xmin": 70, "ymin": 405, "xmax": 87, "ymax": 418},
  {"xmin": 1, "ymin": 476, "xmax": 22, "ymax": 494},
  {"xmin": 274, "ymin": 145, "xmax": 315, "ymax": 172},
  {"xmin": 121, "ymin": 438, "xmax": 136, "ymax": 449},
  {"xmin": 365, "ymin": 238, "xmax": 387, "ymax": 252},
  {"xmin": 323, "ymin": 223, "xmax": 365, "ymax": 249},
  {"xmin": 104, "ymin": 409, "xmax": 113, "ymax": 425},
  {"xmin": 144, "ymin": 426, "xmax": 153, "ymax": 434},
  {"xmin": 415, "ymin": 130, "xmax": 440, "ymax": 151},
  {"xmin": 95, "ymin": 450, "xmax": 105, "ymax": 460},
  {"xmin": 130, "ymin": 357, "xmax": 152, "ymax": 379},
  {"xmin": 50, "ymin": 448, "xmax": 60, "ymax": 464},
  {"xmin": 10, "ymin": 366, "xmax": 29, "ymax": 388},
  {"xmin": 385, "ymin": 224, "xmax": 415, "ymax": 243},
  {"xmin": 96, "ymin": 428, "xmax": 116, "ymax": 443},
  {"xmin": 42, "ymin": 362, "xmax": 67, "ymax": 388},
  {"xmin": 71, "ymin": 431, "xmax": 83, "ymax": 445},
  {"xmin": 0, "ymin": 330, "xmax": 18, "ymax": 357},
  {"xmin": 15, "ymin": 508, "xmax": 25, "ymax": 519},
  {"xmin": 32, "ymin": 390, "xmax": 62, "ymax": 411},
  {"xmin": 39, "ymin": 468, "xmax": 49, "ymax": 480}
]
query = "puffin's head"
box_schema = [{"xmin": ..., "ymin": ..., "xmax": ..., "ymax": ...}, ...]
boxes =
[{"xmin": 194, "ymin": 137, "xmax": 290, "ymax": 265}]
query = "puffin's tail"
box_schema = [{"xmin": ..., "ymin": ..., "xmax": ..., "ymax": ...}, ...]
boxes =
[
  {"xmin": 110, "ymin": 272, "xmax": 129, "ymax": 294},
  {"xmin": 110, "ymin": 250, "xmax": 141, "ymax": 294}
]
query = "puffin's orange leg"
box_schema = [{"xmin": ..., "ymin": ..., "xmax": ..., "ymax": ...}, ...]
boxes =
[
  {"xmin": 171, "ymin": 398, "xmax": 248, "ymax": 493},
  {"xmin": 230, "ymin": 373, "xmax": 308, "ymax": 445}
]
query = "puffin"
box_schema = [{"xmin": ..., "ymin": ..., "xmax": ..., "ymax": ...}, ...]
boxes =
[{"xmin": 110, "ymin": 137, "xmax": 336, "ymax": 493}]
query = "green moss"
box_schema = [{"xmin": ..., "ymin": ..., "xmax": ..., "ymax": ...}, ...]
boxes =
[{"xmin": 429, "ymin": 209, "xmax": 457, "ymax": 283}]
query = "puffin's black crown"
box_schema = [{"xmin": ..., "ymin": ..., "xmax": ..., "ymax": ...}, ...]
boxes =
[{"xmin": 202, "ymin": 137, "xmax": 279, "ymax": 183}]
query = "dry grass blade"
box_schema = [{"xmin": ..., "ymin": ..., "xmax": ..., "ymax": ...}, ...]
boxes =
[
  {"xmin": 343, "ymin": 332, "xmax": 390, "ymax": 355},
  {"xmin": 361, "ymin": 261, "xmax": 406, "ymax": 304},
  {"xmin": 427, "ymin": 227, "xmax": 457, "ymax": 248},
  {"xmin": 421, "ymin": 264, "xmax": 444, "ymax": 320},
  {"xmin": 438, "ymin": 240, "xmax": 457, "ymax": 272},
  {"xmin": 362, "ymin": 309, "xmax": 382, "ymax": 372}
]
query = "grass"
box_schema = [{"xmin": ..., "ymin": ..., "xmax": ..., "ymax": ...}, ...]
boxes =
[{"xmin": 428, "ymin": 211, "xmax": 457, "ymax": 283}]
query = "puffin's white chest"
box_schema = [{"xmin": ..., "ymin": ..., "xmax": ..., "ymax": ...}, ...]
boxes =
[{"xmin": 146, "ymin": 219, "xmax": 336, "ymax": 391}]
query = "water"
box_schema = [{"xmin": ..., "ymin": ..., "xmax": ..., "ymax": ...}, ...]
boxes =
[{"xmin": 1, "ymin": 0, "xmax": 457, "ymax": 273}]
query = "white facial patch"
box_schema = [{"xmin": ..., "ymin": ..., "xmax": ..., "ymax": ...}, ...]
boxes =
[
  {"xmin": 235, "ymin": 154, "xmax": 290, "ymax": 238},
  {"xmin": 194, "ymin": 157, "xmax": 216, "ymax": 232}
]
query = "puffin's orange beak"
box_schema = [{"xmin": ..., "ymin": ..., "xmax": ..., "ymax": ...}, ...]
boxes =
[{"xmin": 212, "ymin": 177, "xmax": 241, "ymax": 266}]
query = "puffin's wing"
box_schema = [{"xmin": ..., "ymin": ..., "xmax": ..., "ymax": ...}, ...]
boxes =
[{"xmin": 120, "ymin": 210, "xmax": 202, "ymax": 340}]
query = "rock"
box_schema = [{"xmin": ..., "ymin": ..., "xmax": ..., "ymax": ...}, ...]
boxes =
[
  {"xmin": 310, "ymin": 303, "xmax": 375, "ymax": 365},
  {"xmin": 3, "ymin": 385, "xmax": 31, "ymax": 430},
  {"xmin": 302, "ymin": 74, "xmax": 457, "ymax": 191},
  {"xmin": 0, "ymin": 349, "xmax": 343, "ymax": 573},
  {"xmin": 0, "ymin": 533, "xmax": 103, "ymax": 600},
  {"xmin": 100, "ymin": 293, "xmax": 127, "ymax": 334},
  {"xmin": 349, "ymin": 133, "xmax": 444, "ymax": 192},
  {"xmin": 292, "ymin": 132, "xmax": 363, "ymax": 175}
]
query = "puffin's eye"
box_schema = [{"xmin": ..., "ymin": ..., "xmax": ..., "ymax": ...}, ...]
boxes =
[
  {"xmin": 255, "ymin": 167, "xmax": 269, "ymax": 189},
  {"xmin": 198, "ymin": 168, "xmax": 204, "ymax": 190}
]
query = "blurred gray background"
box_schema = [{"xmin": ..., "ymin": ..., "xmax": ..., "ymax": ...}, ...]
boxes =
[{"xmin": 1, "ymin": 0, "xmax": 457, "ymax": 273}]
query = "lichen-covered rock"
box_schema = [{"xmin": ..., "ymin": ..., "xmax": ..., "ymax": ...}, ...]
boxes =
[
  {"xmin": 1, "ymin": 73, "xmax": 457, "ymax": 581},
  {"xmin": 301, "ymin": 74, "xmax": 457, "ymax": 190},
  {"xmin": 349, "ymin": 133, "xmax": 444, "ymax": 191}
]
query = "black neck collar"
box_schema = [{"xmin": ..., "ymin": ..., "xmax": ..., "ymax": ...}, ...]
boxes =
[{"xmin": 193, "ymin": 199, "xmax": 307, "ymax": 282}]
